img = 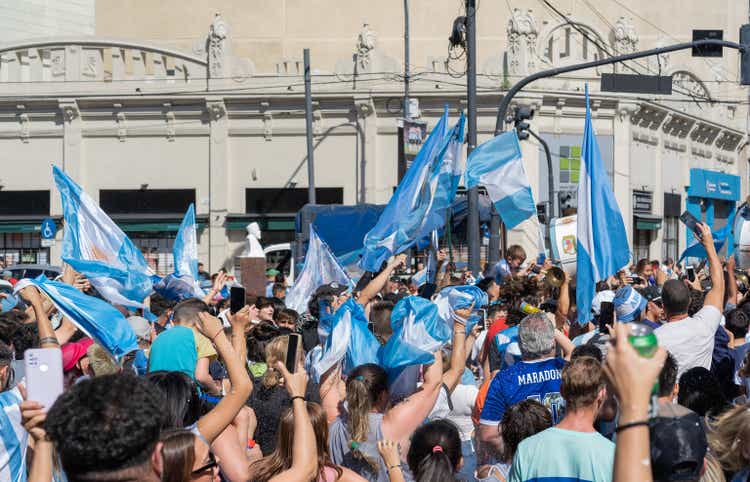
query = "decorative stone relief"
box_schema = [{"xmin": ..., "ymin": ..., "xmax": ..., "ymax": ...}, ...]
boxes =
[
  {"xmin": 612, "ymin": 17, "xmax": 638, "ymax": 54},
  {"xmin": 672, "ymin": 71, "xmax": 711, "ymax": 101},
  {"xmin": 61, "ymin": 102, "xmax": 79, "ymax": 123},
  {"xmin": 507, "ymin": 8, "xmax": 538, "ymax": 76},
  {"xmin": 355, "ymin": 22, "xmax": 377, "ymax": 71},
  {"xmin": 17, "ymin": 105, "xmax": 29, "ymax": 143},
  {"xmin": 114, "ymin": 104, "xmax": 126, "ymax": 141},
  {"xmin": 661, "ymin": 113, "xmax": 694, "ymax": 138},
  {"xmin": 208, "ymin": 13, "xmax": 230, "ymax": 78},
  {"xmin": 51, "ymin": 50, "xmax": 65, "ymax": 77},
  {"xmin": 83, "ymin": 50, "xmax": 98, "ymax": 78},
  {"xmin": 260, "ymin": 101, "xmax": 272, "ymax": 141},
  {"xmin": 163, "ymin": 103, "xmax": 175, "ymax": 141},
  {"xmin": 207, "ymin": 101, "xmax": 226, "ymax": 121}
]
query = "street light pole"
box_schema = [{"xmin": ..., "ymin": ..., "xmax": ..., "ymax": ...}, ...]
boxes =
[
  {"xmin": 466, "ymin": 0, "xmax": 480, "ymax": 275},
  {"xmin": 403, "ymin": 0, "xmax": 410, "ymax": 120},
  {"xmin": 527, "ymin": 128, "xmax": 555, "ymax": 250},
  {"xmin": 304, "ymin": 48, "xmax": 316, "ymax": 204}
]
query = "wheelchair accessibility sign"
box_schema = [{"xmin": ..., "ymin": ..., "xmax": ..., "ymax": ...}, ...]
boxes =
[{"xmin": 40, "ymin": 218, "xmax": 57, "ymax": 240}]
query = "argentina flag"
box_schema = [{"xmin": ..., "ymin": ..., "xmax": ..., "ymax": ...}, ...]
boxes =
[
  {"xmin": 53, "ymin": 166, "xmax": 153, "ymax": 308},
  {"xmin": 379, "ymin": 296, "xmax": 452, "ymax": 383},
  {"xmin": 434, "ymin": 285, "xmax": 488, "ymax": 332},
  {"xmin": 679, "ymin": 208, "xmax": 735, "ymax": 262},
  {"xmin": 360, "ymin": 110, "xmax": 450, "ymax": 272},
  {"xmin": 0, "ymin": 386, "xmax": 26, "ymax": 482},
  {"xmin": 312, "ymin": 299, "xmax": 379, "ymax": 380},
  {"xmin": 286, "ymin": 226, "xmax": 353, "ymax": 314},
  {"xmin": 153, "ymin": 204, "xmax": 205, "ymax": 301},
  {"xmin": 15, "ymin": 276, "xmax": 138, "ymax": 361},
  {"xmin": 465, "ymin": 129, "xmax": 537, "ymax": 231},
  {"xmin": 576, "ymin": 85, "xmax": 630, "ymax": 325}
]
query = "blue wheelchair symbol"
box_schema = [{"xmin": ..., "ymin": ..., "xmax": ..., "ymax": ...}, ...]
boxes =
[{"xmin": 40, "ymin": 218, "xmax": 56, "ymax": 239}]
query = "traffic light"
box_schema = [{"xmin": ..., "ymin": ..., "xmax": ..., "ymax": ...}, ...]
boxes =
[
  {"xmin": 741, "ymin": 24, "xmax": 750, "ymax": 85},
  {"xmin": 513, "ymin": 106, "xmax": 534, "ymax": 140}
]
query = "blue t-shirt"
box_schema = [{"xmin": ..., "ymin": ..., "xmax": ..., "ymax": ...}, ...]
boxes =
[
  {"xmin": 509, "ymin": 427, "xmax": 615, "ymax": 482},
  {"xmin": 133, "ymin": 349, "xmax": 149, "ymax": 376},
  {"xmin": 148, "ymin": 325, "xmax": 198, "ymax": 378},
  {"xmin": 491, "ymin": 259, "xmax": 513, "ymax": 284},
  {"xmin": 480, "ymin": 357, "xmax": 566, "ymax": 425}
]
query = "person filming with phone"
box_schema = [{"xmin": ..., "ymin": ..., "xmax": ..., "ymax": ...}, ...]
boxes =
[{"xmin": 655, "ymin": 221, "xmax": 725, "ymax": 379}]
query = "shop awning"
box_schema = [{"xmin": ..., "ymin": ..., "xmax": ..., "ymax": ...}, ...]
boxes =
[
  {"xmin": 225, "ymin": 214, "xmax": 295, "ymax": 232},
  {"xmin": 635, "ymin": 214, "xmax": 662, "ymax": 231},
  {"xmin": 0, "ymin": 216, "xmax": 61, "ymax": 234},
  {"xmin": 109, "ymin": 214, "xmax": 208, "ymax": 233}
]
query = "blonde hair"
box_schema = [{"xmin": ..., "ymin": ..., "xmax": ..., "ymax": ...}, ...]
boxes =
[
  {"xmin": 262, "ymin": 336, "xmax": 288, "ymax": 389},
  {"xmin": 86, "ymin": 344, "xmax": 119, "ymax": 377},
  {"xmin": 708, "ymin": 404, "xmax": 750, "ymax": 472}
]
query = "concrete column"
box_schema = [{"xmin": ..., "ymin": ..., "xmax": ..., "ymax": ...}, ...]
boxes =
[
  {"xmin": 206, "ymin": 98, "xmax": 230, "ymax": 272},
  {"xmin": 650, "ymin": 138, "xmax": 664, "ymax": 260},
  {"xmin": 614, "ymin": 102, "xmax": 637, "ymax": 254},
  {"xmin": 355, "ymin": 97, "xmax": 378, "ymax": 202}
]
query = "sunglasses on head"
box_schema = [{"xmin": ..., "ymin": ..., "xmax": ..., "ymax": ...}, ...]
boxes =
[{"xmin": 191, "ymin": 451, "xmax": 218, "ymax": 476}]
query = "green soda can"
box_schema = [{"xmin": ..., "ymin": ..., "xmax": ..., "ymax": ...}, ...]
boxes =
[
  {"xmin": 628, "ymin": 323, "xmax": 658, "ymax": 358},
  {"xmin": 628, "ymin": 322, "xmax": 660, "ymax": 397}
]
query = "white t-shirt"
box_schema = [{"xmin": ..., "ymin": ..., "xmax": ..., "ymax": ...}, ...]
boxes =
[{"xmin": 655, "ymin": 305, "xmax": 722, "ymax": 378}]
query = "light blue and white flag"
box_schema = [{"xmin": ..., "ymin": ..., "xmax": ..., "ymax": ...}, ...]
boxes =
[
  {"xmin": 465, "ymin": 129, "xmax": 537, "ymax": 230},
  {"xmin": 679, "ymin": 209, "xmax": 735, "ymax": 262},
  {"xmin": 312, "ymin": 299, "xmax": 379, "ymax": 381},
  {"xmin": 53, "ymin": 166, "xmax": 153, "ymax": 308},
  {"xmin": 434, "ymin": 285, "xmax": 488, "ymax": 332},
  {"xmin": 379, "ymin": 296, "xmax": 452, "ymax": 383},
  {"xmin": 0, "ymin": 386, "xmax": 27, "ymax": 482},
  {"xmin": 152, "ymin": 204, "xmax": 205, "ymax": 302},
  {"xmin": 416, "ymin": 114, "xmax": 465, "ymax": 243},
  {"xmin": 412, "ymin": 230, "xmax": 440, "ymax": 288},
  {"xmin": 576, "ymin": 86, "xmax": 630, "ymax": 325},
  {"xmin": 286, "ymin": 226, "xmax": 353, "ymax": 314},
  {"xmin": 360, "ymin": 110, "xmax": 450, "ymax": 272},
  {"xmin": 15, "ymin": 276, "xmax": 138, "ymax": 360}
]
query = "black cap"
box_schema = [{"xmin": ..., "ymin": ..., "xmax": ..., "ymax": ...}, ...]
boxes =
[
  {"xmin": 313, "ymin": 282, "xmax": 348, "ymax": 297},
  {"xmin": 649, "ymin": 412, "xmax": 707, "ymax": 482},
  {"xmin": 639, "ymin": 285, "xmax": 662, "ymax": 302}
]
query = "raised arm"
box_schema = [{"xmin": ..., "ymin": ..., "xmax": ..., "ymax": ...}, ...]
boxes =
[
  {"xmin": 269, "ymin": 361, "xmax": 318, "ymax": 482},
  {"xmin": 725, "ymin": 255, "xmax": 739, "ymax": 308},
  {"xmin": 554, "ymin": 272, "xmax": 570, "ymax": 330},
  {"xmin": 698, "ymin": 223, "xmax": 725, "ymax": 311},
  {"xmin": 19, "ymin": 287, "xmax": 58, "ymax": 348},
  {"xmin": 382, "ymin": 351, "xmax": 443, "ymax": 443},
  {"xmin": 230, "ymin": 304, "xmax": 257, "ymax": 365},
  {"xmin": 194, "ymin": 312, "xmax": 253, "ymax": 444},
  {"xmin": 203, "ymin": 272, "xmax": 227, "ymax": 306},
  {"xmin": 357, "ymin": 254, "xmax": 406, "ymax": 306},
  {"xmin": 554, "ymin": 327, "xmax": 575, "ymax": 361},
  {"xmin": 442, "ymin": 305, "xmax": 474, "ymax": 393}
]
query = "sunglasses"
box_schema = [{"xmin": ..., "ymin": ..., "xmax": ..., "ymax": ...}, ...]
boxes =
[{"xmin": 191, "ymin": 452, "xmax": 218, "ymax": 477}]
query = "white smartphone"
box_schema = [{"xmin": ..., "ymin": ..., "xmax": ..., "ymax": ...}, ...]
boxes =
[{"xmin": 24, "ymin": 348, "xmax": 64, "ymax": 411}]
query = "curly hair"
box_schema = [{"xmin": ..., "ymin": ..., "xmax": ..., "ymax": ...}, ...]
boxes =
[
  {"xmin": 45, "ymin": 373, "xmax": 165, "ymax": 478},
  {"xmin": 10, "ymin": 323, "xmax": 39, "ymax": 360}
]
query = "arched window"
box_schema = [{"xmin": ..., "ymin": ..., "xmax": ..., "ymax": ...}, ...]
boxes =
[{"xmin": 541, "ymin": 22, "xmax": 607, "ymax": 67}]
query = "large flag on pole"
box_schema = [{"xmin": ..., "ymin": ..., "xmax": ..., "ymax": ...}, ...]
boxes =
[
  {"xmin": 576, "ymin": 85, "xmax": 630, "ymax": 325},
  {"xmin": 153, "ymin": 204, "xmax": 204, "ymax": 301},
  {"xmin": 360, "ymin": 109, "xmax": 450, "ymax": 272},
  {"xmin": 286, "ymin": 226, "xmax": 352, "ymax": 314},
  {"xmin": 53, "ymin": 166, "xmax": 153, "ymax": 308},
  {"xmin": 15, "ymin": 276, "xmax": 138, "ymax": 360},
  {"xmin": 465, "ymin": 129, "xmax": 537, "ymax": 230}
]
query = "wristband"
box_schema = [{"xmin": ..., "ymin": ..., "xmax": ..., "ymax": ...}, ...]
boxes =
[
  {"xmin": 39, "ymin": 336, "xmax": 60, "ymax": 346},
  {"xmin": 615, "ymin": 420, "xmax": 650, "ymax": 433},
  {"xmin": 290, "ymin": 395, "xmax": 305, "ymax": 403},
  {"xmin": 247, "ymin": 439, "xmax": 256, "ymax": 449},
  {"xmin": 210, "ymin": 330, "xmax": 222, "ymax": 341},
  {"xmin": 388, "ymin": 465, "xmax": 401, "ymax": 472}
]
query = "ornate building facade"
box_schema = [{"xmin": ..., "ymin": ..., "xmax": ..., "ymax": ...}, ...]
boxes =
[{"xmin": 0, "ymin": 1, "xmax": 746, "ymax": 271}]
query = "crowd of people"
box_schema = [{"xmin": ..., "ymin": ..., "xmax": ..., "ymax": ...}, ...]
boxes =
[{"xmin": 2, "ymin": 219, "xmax": 750, "ymax": 482}]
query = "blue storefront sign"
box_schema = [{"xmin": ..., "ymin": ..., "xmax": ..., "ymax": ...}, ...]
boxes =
[
  {"xmin": 687, "ymin": 168, "xmax": 740, "ymax": 201},
  {"xmin": 685, "ymin": 168, "xmax": 741, "ymax": 252}
]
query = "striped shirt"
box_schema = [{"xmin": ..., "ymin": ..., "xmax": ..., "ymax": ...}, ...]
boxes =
[{"xmin": 0, "ymin": 386, "xmax": 27, "ymax": 482}]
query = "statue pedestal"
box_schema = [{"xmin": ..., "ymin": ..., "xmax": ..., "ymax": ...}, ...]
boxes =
[{"xmin": 239, "ymin": 257, "xmax": 266, "ymax": 297}]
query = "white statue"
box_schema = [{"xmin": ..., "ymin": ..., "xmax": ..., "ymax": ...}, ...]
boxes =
[
  {"xmin": 209, "ymin": 13, "xmax": 230, "ymax": 78},
  {"xmin": 356, "ymin": 22, "xmax": 377, "ymax": 70},
  {"xmin": 612, "ymin": 16, "xmax": 638, "ymax": 54},
  {"xmin": 241, "ymin": 222, "xmax": 265, "ymax": 258}
]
